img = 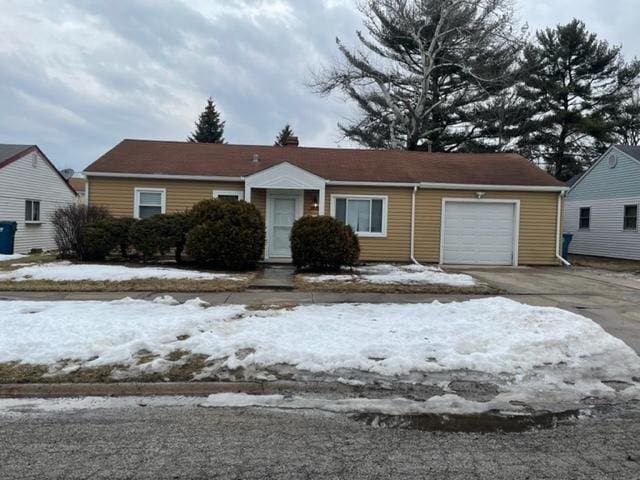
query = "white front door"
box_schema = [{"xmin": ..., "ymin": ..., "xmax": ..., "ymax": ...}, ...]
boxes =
[{"xmin": 268, "ymin": 192, "xmax": 300, "ymax": 258}]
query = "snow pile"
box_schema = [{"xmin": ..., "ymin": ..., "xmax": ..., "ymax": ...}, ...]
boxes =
[
  {"xmin": 303, "ymin": 263, "xmax": 477, "ymax": 287},
  {"xmin": 1, "ymin": 296, "xmax": 638, "ymax": 383},
  {"xmin": 0, "ymin": 261, "xmax": 245, "ymax": 282},
  {"xmin": 0, "ymin": 253, "xmax": 26, "ymax": 262},
  {"xmin": 202, "ymin": 392, "xmax": 515, "ymax": 415}
]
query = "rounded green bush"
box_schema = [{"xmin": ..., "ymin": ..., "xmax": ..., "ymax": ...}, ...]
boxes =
[
  {"xmin": 290, "ymin": 215, "xmax": 359, "ymax": 271},
  {"xmin": 129, "ymin": 215, "xmax": 165, "ymax": 260},
  {"xmin": 81, "ymin": 221, "xmax": 119, "ymax": 261},
  {"xmin": 185, "ymin": 199, "xmax": 265, "ymax": 269}
]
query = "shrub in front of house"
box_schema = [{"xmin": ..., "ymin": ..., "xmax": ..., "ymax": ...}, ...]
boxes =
[
  {"xmin": 51, "ymin": 204, "xmax": 111, "ymax": 259},
  {"xmin": 127, "ymin": 211, "xmax": 196, "ymax": 262},
  {"xmin": 290, "ymin": 215, "xmax": 360, "ymax": 271},
  {"xmin": 81, "ymin": 217, "xmax": 137, "ymax": 260},
  {"xmin": 81, "ymin": 221, "xmax": 120, "ymax": 261},
  {"xmin": 185, "ymin": 199, "xmax": 265, "ymax": 269}
]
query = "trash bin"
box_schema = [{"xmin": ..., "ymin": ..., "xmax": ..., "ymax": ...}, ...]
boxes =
[
  {"xmin": 0, "ymin": 221, "xmax": 18, "ymax": 254},
  {"xmin": 562, "ymin": 233, "xmax": 573, "ymax": 260}
]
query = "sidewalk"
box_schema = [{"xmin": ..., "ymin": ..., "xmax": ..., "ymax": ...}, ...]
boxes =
[{"xmin": 0, "ymin": 289, "xmax": 482, "ymax": 304}]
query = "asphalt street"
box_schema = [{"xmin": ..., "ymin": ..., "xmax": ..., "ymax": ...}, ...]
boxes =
[{"xmin": 1, "ymin": 403, "xmax": 639, "ymax": 479}]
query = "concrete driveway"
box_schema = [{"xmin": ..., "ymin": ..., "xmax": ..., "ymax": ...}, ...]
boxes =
[{"xmin": 461, "ymin": 266, "xmax": 640, "ymax": 354}]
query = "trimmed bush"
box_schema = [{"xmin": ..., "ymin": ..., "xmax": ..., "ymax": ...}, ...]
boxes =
[
  {"xmin": 290, "ymin": 216, "xmax": 359, "ymax": 271},
  {"xmin": 128, "ymin": 215, "xmax": 165, "ymax": 261},
  {"xmin": 128, "ymin": 212, "xmax": 191, "ymax": 262},
  {"xmin": 51, "ymin": 204, "xmax": 111, "ymax": 259},
  {"xmin": 185, "ymin": 199, "xmax": 265, "ymax": 269},
  {"xmin": 82, "ymin": 221, "xmax": 119, "ymax": 261},
  {"xmin": 82, "ymin": 217, "xmax": 137, "ymax": 260}
]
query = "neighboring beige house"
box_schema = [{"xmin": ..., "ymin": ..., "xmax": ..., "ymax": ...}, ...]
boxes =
[
  {"xmin": 0, "ymin": 144, "xmax": 77, "ymax": 254},
  {"xmin": 84, "ymin": 138, "xmax": 568, "ymax": 266},
  {"xmin": 68, "ymin": 174, "xmax": 87, "ymax": 204}
]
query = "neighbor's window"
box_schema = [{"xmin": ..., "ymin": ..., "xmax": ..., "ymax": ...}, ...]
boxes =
[
  {"xmin": 135, "ymin": 189, "xmax": 165, "ymax": 219},
  {"xmin": 213, "ymin": 190, "xmax": 244, "ymax": 201},
  {"xmin": 333, "ymin": 196, "xmax": 386, "ymax": 236},
  {"xmin": 579, "ymin": 207, "xmax": 590, "ymax": 229},
  {"xmin": 624, "ymin": 205, "xmax": 638, "ymax": 230},
  {"xmin": 25, "ymin": 200, "xmax": 40, "ymax": 222}
]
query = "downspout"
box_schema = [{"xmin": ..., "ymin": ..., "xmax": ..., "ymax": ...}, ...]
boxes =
[
  {"xmin": 410, "ymin": 185, "xmax": 420, "ymax": 265},
  {"xmin": 556, "ymin": 192, "xmax": 571, "ymax": 266}
]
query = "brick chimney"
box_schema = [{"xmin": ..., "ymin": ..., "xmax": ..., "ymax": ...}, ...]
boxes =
[{"xmin": 284, "ymin": 136, "xmax": 299, "ymax": 147}]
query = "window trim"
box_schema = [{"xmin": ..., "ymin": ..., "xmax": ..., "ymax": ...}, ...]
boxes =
[
  {"xmin": 330, "ymin": 194, "xmax": 388, "ymax": 238},
  {"xmin": 623, "ymin": 204, "xmax": 638, "ymax": 231},
  {"xmin": 213, "ymin": 189, "xmax": 244, "ymax": 201},
  {"xmin": 133, "ymin": 188, "xmax": 166, "ymax": 219},
  {"xmin": 578, "ymin": 206, "xmax": 591, "ymax": 230},
  {"xmin": 24, "ymin": 199, "xmax": 41, "ymax": 224}
]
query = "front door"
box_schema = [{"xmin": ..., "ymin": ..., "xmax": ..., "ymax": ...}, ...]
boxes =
[{"xmin": 268, "ymin": 193, "xmax": 299, "ymax": 258}]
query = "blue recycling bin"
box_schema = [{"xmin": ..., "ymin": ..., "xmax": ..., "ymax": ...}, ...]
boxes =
[
  {"xmin": 0, "ymin": 221, "xmax": 18, "ymax": 254},
  {"xmin": 562, "ymin": 233, "xmax": 573, "ymax": 260}
]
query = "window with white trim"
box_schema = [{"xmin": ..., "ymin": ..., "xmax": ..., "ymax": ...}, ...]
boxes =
[
  {"xmin": 624, "ymin": 205, "xmax": 637, "ymax": 230},
  {"xmin": 213, "ymin": 190, "xmax": 244, "ymax": 201},
  {"xmin": 25, "ymin": 200, "xmax": 40, "ymax": 222},
  {"xmin": 332, "ymin": 196, "xmax": 386, "ymax": 236},
  {"xmin": 579, "ymin": 207, "xmax": 590, "ymax": 229},
  {"xmin": 135, "ymin": 189, "xmax": 165, "ymax": 218}
]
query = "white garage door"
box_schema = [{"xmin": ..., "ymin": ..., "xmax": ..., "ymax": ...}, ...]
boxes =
[{"xmin": 441, "ymin": 201, "xmax": 516, "ymax": 265}]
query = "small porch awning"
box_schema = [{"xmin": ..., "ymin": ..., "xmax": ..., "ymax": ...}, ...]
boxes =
[{"xmin": 243, "ymin": 162, "xmax": 327, "ymax": 214}]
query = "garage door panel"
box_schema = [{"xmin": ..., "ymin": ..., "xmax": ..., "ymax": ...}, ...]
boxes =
[{"xmin": 442, "ymin": 202, "xmax": 516, "ymax": 265}]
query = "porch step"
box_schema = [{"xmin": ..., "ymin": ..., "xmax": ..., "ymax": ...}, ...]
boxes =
[{"xmin": 249, "ymin": 266, "xmax": 295, "ymax": 291}]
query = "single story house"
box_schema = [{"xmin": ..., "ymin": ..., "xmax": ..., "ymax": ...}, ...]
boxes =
[
  {"xmin": 0, "ymin": 144, "xmax": 77, "ymax": 254},
  {"xmin": 84, "ymin": 138, "xmax": 567, "ymax": 266},
  {"xmin": 564, "ymin": 145, "xmax": 640, "ymax": 260}
]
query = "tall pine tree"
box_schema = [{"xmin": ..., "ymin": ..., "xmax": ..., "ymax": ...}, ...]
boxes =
[
  {"xmin": 274, "ymin": 124, "xmax": 294, "ymax": 146},
  {"xmin": 188, "ymin": 97, "xmax": 225, "ymax": 143},
  {"xmin": 311, "ymin": 0, "xmax": 524, "ymax": 151},
  {"xmin": 518, "ymin": 20, "xmax": 640, "ymax": 180}
]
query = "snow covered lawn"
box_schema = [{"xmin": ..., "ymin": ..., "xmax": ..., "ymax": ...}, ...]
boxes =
[
  {"xmin": 0, "ymin": 253, "xmax": 27, "ymax": 262},
  {"xmin": 0, "ymin": 261, "xmax": 251, "ymax": 291},
  {"xmin": 1, "ymin": 296, "xmax": 638, "ymax": 410},
  {"xmin": 0, "ymin": 261, "xmax": 245, "ymax": 282},
  {"xmin": 297, "ymin": 263, "xmax": 486, "ymax": 292}
]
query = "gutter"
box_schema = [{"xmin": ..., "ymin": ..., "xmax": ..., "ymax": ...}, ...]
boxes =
[
  {"xmin": 555, "ymin": 193, "xmax": 571, "ymax": 266},
  {"xmin": 410, "ymin": 185, "xmax": 420, "ymax": 265}
]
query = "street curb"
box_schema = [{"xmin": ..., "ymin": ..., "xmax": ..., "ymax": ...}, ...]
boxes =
[
  {"xmin": 0, "ymin": 381, "xmax": 365, "ymax": 399},
  {"xmin": 0, "ymin": 382, "xmax": 266, "ymax": 398}
]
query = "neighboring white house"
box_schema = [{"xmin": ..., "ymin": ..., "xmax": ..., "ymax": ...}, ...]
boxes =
[
  {"xmin": 564, "ymin": 145, "xmax": 640, "ymax": 260},
  {"xmin": 0, "ymin": 144, "xmax": 77, "ymax": 254}
]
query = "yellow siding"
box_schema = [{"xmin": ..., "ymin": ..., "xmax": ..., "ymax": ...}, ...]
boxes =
[
  {"xmin": 414, "ymin": 189, "xmax": 560, "ymax": 265},
  {"xmin": 88, "ymin": 177, "xmax": 245, "ymax": 217},
  {"xmin": 325, "ymin": 186, "xmax": 412, "ymax": 262},
  {"xmin": 88, "ymin": 176, "xmax": 560, "ymax": 265}
]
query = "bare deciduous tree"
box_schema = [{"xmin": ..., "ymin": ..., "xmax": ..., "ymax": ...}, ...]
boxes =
[{"xmin": 312, "ymin": 0, "xmax": 525, "ymax": 151}]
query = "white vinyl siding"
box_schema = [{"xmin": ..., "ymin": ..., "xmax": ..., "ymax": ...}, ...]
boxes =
[
  {"xmin": 331, "ymin": 195, "xmax": 387, "ymax": 237},
  {"xmin": 0, "ymin": 150, "xmax": 76, "ymax": 254},
  {"xmin": 564, "ymin": 195, "xmax": 640, "ymax": 260}
]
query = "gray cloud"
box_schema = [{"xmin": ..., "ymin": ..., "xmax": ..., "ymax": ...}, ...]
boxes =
[{"xmin": 0, "ymin": 0, "xmax": 638, "ymax": 171}]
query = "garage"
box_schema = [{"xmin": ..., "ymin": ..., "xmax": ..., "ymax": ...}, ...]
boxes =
[{"xmin": 441, "ymin": 200, "xmax": 518, "ymax": 266}]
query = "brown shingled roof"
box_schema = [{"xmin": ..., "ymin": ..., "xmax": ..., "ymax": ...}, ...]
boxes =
[{"xmin": 84, "ymin": 139, "xmax": 564, "ymax": 187}]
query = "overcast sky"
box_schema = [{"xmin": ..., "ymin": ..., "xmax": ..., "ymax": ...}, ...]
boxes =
[{"xmin": 1, "ymin": 0, "xmax": 638, "ymax": 171}]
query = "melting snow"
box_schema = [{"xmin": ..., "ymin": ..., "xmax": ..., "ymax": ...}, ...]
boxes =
[
  {"xmin": 0, "ymin": 253, "xmax": 27, "ymax": 262},
  {"xmin": 0, "ymin": 261, "xmax": 244, "ymax": 282},
  {"xmin": 302, "ymin": 263, "xmax": 477, "ymax": 286}
]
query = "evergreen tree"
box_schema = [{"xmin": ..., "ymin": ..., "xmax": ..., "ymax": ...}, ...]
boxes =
[
  {"xmin": 518, "ymin": 20, "xmax": 640, "ymax": 181},
  {"xmin": 188, "ymin": 97, "xmax": 225, "ymax": 143},
  {"xmin": 311, "ymin": 0, "xmax": 525, "ymax": 151},
  {"xmin": 612, "ymin": 90, "xmax": 640, "ymax": 145},
  {"xmin": 274, "ymin": 124, "xmax": 295, "ymax": 146}
]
